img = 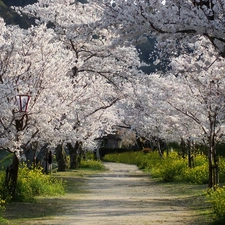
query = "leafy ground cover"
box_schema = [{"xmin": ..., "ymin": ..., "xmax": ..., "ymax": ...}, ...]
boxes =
[
  {"xmin": 0, "ymin": 151, "xmax": 104, "ymax": 224},
  {"xmin": 1, "ymin": 168, "xmax": 104, "ymax": 225}
]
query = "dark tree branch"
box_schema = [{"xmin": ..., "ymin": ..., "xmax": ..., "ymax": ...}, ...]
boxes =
[{"xmin": 87, "ymin": 98, "xmax": 120, "ymax": 117}]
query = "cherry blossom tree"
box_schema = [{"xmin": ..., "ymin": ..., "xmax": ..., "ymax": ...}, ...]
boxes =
[
  {"xmin": 16, "ymin": 0, "xmax": 144, "ymax": 165},
  {"xmin": 167, "ymin": 37, "xmax": 225, "ymax": 188},
  {"xmin": 0, "ymin": 23, "xmax": 76, "ymax": 149},
  {"xmin": 130, "ymin": 36, "xmax": 225, "ymax": 187},
  {"xmin": 98, "ymin": 0, "xmax": 225, "ymax": 58},
  {"xmin": 0, "ymin": 20, "xmax": 77, "ymax": 191},
  {"xmin": 89, "ymin": 0, "xmax": 225, "ymax": 188},
  {"xmin": 116, "ymin": 72, "xmax": 198, "ymax": 155}
]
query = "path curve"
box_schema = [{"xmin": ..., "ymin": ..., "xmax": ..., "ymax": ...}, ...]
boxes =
[{"xmin": 14, "ymin": 162, "xmax": 203, "ymax": 225}]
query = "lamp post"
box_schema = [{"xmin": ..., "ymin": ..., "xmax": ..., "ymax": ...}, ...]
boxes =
[
  {"xmin": 16, "ymin": 95, "xmax": 30, "ymax": 112},
  {"xmin": 5, "ymin": 95, "xmax": 31, "ymax": 196},
  {"xmin": 15, "ymin": 95, "xmax": 30, "ymax": 131}
]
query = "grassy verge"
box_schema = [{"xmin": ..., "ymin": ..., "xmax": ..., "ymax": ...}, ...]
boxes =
[
  {"xmin": 103, "ymin": 151, "xmax": 220, "ymax": 224},
  {"xmin": 1, "ymin": 167, "xmax": 105, "ymax": 225},
  {"xmin": 156, "ymin": 181, "xmax": 213, "ymax": 224}
]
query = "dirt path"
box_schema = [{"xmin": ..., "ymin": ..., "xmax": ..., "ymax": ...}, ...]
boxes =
[{"xmin": 4, "ymin": 162, "xmax": 210, "ymax": 225}]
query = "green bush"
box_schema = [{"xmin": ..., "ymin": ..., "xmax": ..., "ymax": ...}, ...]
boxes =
[
  {"xmin": 18, "ymin": 164, "xmax": 65, "ymax": 201},
  {"xmin": 103, "ymin": 151, "xmax": 210, "ymax": 184},
  {"xmin": 182, "ymin": 164, "xmax": 208, "ymax": 184},
  {"xmin": 0, "ymin": 163, "xmax": 66, "ymax": 202},
  {"xmin": 144, "ymin": 152, "xmax": 209, "ymax": 184},
  {"xmin": 139, "ymin": 152, "xmax": 162, "ymax": 170},
  {"xmin": 0, "ymin": 193, "xmax": 6, "ymax": 217},
  {"xmin": 80, "ymin": 160, "xmax": 105, "ymax": 170},
  {"xmin": 206, "ymin": 186, "xmax": 225, "ymax": 223},
  {"xmin": 152, "ymin": 157, "xmax": 187, "ymax": 182},
  {"xmin": 193, "ymin": 153, "xmax": 207, "ymax": 167},
  {"xmin": 0, "ymin": 171, "xmax": 12, "ymax": 202},
  {"xmin": 85, "ymin": 151, "xmax": 95, "ymax": 160},
  {"xmin": 218, "ymin": 158, "xmax": 225, "ymax": 183}
]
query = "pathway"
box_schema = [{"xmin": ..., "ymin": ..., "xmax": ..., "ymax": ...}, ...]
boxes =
[{"xmin": 4, "ymin": 162, "xmax": 208, "ymax": 225}]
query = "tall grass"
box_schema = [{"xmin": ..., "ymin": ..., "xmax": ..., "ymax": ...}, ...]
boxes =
[
  {"xmin": 79, "ymin": 151, "xmax": 105, "ymax": 170},
  {"xmin": 80, "ymin": 159, "xmax": 105, "ymax": 170},
  {"xmin": 206, "ymin": 186, "xmax": 225, "ymax": 223},
  {"xmin": 104, "ymin": 151, "xmax": 210, "ymax": 183},
  {"xmin": 0, "ymin": 163, "xmax": 66, "ymax": 203},
  {"xmin": 0, "ymin": 191, "xmax": 5, "ymax": 218}
]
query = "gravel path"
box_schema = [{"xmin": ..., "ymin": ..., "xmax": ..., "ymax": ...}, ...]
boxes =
[{"xmin": 5, "ymin": 162, "xmax": 208, "ymax": 225}]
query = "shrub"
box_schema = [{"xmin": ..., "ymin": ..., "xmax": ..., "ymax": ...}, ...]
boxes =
[
  {"xmin": 150, "ymin": 153, "xmax": 187, "ymax": 182},
  {"xmin": 141, "ymin": 151, "xmax": 162, "ymax": 169},
  {"xmin": 206, "ymin": 186, "xmax": 225, "ymax": 223},
  {"xmin": 0, "ymin": 194, "xmax": 5, "ymax": 217},
  {"xmin": 85, "ymin": 151, "xmax": 95, "ymax": 160},
  {"xmin": 182, "ymin": 164, "xmax": 208, "ymax": 184},
  {"xmin": 12, "ymin": 164, "xmax": 66, "ymax": 202},
  {"xmin": 0, "ymin": 171, "xmax": 10, "ymax": 220},
  {"xmin": 218, "ymin": 158, "xmax": 225, "ymax": 183},
  {"xmin": 80, "ymin": 160, "xmax": 105, "ymax": 170},
  {"xmin": 193, "ymin": 153, "xmax": 207, "ymax": 167},
  {"xmin": 0, "ymin": 171, "xmax": 12, "ymax": 202},
  {"xmin": 103, "ymin": 151, "xmax": 211, "ymax": 184}
]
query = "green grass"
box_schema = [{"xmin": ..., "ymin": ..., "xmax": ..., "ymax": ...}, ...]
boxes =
[
  {"xmin": 1, "ymin": 166, "xmax": 105, "ymax": 224},
  {"xmin": 103, "ymin": 151, "xmax": 225, "ymax": 224},
  {"xmin": 156, "ymin": 182, "xmax": 213, "ymax": 224},
  {"xmin": 80, "ymin": 159, "xmax": 105, "ymax": 170},
  {"xmin": 53, "ymin": 167, "xmax": 105, "ymax": 194},
  {"xmin": 104, "ymin": 151, "xmax": 210, "ymax": 183}
]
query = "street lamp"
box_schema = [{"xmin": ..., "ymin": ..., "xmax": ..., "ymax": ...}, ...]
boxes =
[
  {"xmin": 16, "ymin": 95, "xmax": 31, "ymax": 113},
  {"xmin": 5, "ymin": 95, "xmax": 31, "ymax": 195},
  {"xmin": 15, "ymin": 95, "xmax": 30, "ymax": 131}
]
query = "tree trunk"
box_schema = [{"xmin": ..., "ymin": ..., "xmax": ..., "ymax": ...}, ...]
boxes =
[
  {"xmin": 180, "ymin": 138, "xmax": 186, "ymax": 158},
  {"xmin": 55, "ymin": 144, "xmax": 68, "ymax": 171},
  {"xmin": 44, "ymin": 149, "xmax": 49, "ymax": 174},
  {"xmin": 208, "ymin": 148, "xmax": 213, "ymax": 188},
  {"xmin": 67, "ymin": 142, "xmax": 78, "ymax": 169},
  {"xmin": 209, "ymin": 143, "xmax": 219, "ymax": 189},
  {"xmin": 208, "ymin": 118, "xmax": 219, "ymax": 188},
  {"xmin": 136, "ymin": 137, "xmax": 144, "ymax": 150},
  {"xmin": 157, "ymin": 138, "xmax": 163, "ymax": 157},
  {"xmin": 77, "ymin": 141, "xmax": 83, "ymax": 166},
  {"xmin": 187, "ymin": 139, "xmax": 192, "ymax": 168},
  {"xmin": 5, "ymin": 153, "xmax": 19, "ymax": 197}
]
